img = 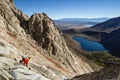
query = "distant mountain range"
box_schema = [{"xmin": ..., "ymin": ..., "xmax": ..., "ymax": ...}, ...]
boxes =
[
  {"xmin": 55, "ymin": 17, "xmax": 109, "ymax": 22},
  {"xmin": 54, "ymin": 18, "xmax": 109, "ymax": 30}
]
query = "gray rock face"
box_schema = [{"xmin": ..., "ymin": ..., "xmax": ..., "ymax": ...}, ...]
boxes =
[
  {"xmin": 0, "ymin": 0, "xmax": 27, "ymax": 37},
  {"xmin": 28, "ymin": 13, "xmax": 69, "ymax": 56},
  {"xmin": 0, "ymin": 57, "xmax": 50, "ymax": 80},
  {"xmin": 28, "ymin": 13, "xmax": 93, "ymax": 75},
  {"xmin": 0, "ymin": 0, "xmax": 94, "ymax": 80}
]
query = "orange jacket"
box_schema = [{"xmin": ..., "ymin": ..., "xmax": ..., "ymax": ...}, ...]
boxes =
[{"xmin": 23, "ymin": 58, "xmax": 29, "ymax": 65}]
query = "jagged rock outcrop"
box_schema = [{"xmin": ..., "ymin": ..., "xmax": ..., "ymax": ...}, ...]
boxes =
[
  {"xmin": 28, "ymin": 13, "xmax": 60, "ymax": 55},
  {"xmin": 27, "ymin": 13, "xmax": 94, "ymax": 75},
  {"xmin": 0, "ymin": 0, "xmax": 27, "ymax": 37},
  {"xmin": 0, "ymin": 0, "xmax": 95, "ymax": 80}
]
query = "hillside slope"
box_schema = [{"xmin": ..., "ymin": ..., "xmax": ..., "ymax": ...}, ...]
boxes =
[
  {"xmin": 0, "ymin": 0, "xmax": 95, "ymax": 79},
  {"xmin": 101, "ymin": 29, "xmax": 120, "ymax": 57},
  {"xmin": 89, "ymin": 17, "xmax": 120, "ymax": 32}
]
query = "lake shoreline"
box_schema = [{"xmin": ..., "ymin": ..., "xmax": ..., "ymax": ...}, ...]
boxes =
[
  {"xmin": 63, "ymin": 33, "xmax": 101, "ymax": 41},
  {"xmin": 73, "ymin": 36, "xmax": 108, "ymax": 52}
]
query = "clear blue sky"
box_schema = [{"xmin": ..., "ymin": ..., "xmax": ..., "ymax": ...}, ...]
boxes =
[{"xmin": 14, "ymin": 0, "xmax": 120, "ymax": 19}]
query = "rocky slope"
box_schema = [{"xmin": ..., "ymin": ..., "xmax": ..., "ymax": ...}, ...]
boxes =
[
  {"xmin": 0, "ymin": 0, "xmax": 95, "ymax": 80},
  {"xmin": 69, "ymin": 65, "xmax": 120, "ymax": 80}
]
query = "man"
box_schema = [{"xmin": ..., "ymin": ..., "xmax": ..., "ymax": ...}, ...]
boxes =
[
  {"xmin": 23, "ymin": 57, "xmax": 30, "ymax": 68},
  {"xmin": 20, "ymin": 55, "xmax": 30, "ymax": 68}
]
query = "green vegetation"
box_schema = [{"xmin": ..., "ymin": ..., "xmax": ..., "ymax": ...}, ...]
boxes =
[{"xmin": 86, "ymin": 52, "xmax": 120, "ymax": 66}]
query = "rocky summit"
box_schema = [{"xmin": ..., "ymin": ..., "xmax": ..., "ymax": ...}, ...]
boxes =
[{"xmin": 0, "ymin": 0, "xmax": 94, "ymax": 80}]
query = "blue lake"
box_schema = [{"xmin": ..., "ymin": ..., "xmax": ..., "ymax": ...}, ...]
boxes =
[{"xmin": 73, "ymin": 36, "xmax": 108, "ymax": 51}]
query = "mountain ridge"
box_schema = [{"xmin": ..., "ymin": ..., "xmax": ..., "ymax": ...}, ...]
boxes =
[
  {"xmin": 0, "ymin": 0, "xmax": 95, "ymax": 79},
  {"xmin": 89, "ymin": 17, "xmax": 120, "ymax": 32}
]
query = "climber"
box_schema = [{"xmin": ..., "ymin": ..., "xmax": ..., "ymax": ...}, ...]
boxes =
[
  {"xmin": 23, "ymin": 57, "xmax": 30, "ymax": 68},
  {"xmin": 20, "ymin": 55, "xmax": 30, "ymax": 68}
]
